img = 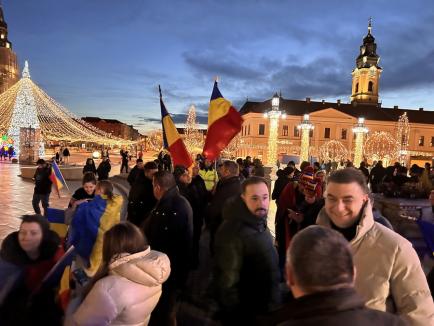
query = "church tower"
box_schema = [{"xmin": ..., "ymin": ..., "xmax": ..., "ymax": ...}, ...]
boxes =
[
  {"xmin": 0, "ymin": 4, "xmax": 19, "ymax": 94},
  {"xmin": 351, "ymin": 19, "xmax": 382, "ymax": 105}
]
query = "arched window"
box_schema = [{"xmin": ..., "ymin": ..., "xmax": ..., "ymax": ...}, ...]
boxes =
[
  {"xmin": 355, "ymin": 83, "xmax": 359, "ymax": 93},
  {"xmin": 368, "ymin": 81, "xmax": 373, "ymax": 92}
]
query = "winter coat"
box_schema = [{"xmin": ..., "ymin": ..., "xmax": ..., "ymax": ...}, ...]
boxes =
[
  {"xmin": 206, "ymin": 175, "xmax": 241, "ymax": 233},
  {"xmin": 127, "ymin": 172, "xmax": 157, "ymax": 227},
  {"xmin": 271, "ymin": 171, "xmax": 289, "ymax": 201},
  {"xmin": 0, "ymin": 230, "xmax": 64, "ymax": 325},
  {"xmin": 34, "ymin": 166, "xmax": 52, "ymax": 194},
  {"xmin": 263, "ymin": 288, "xmax": 406, "ymax": 326},
  {"xmin": 82, "ymin": 163, "xmax": 97, "ymax": 175},
  {"xmin": 317, "ymin": 201, "xmax": 434, "ymax": 326},
  {"xmin": 96, "ymin": 160, "xmax": 111, "ymax": 180},
  {"xmin": 68, "ymin": 248, "xmax": 171, "ymax": 326},
  {"xmin": 144, "ymin": 187, "xmax": 193, "ymax": 290},
  {"xmin": 213, "ymin": 196, "xmax": 280, "ymax": 322}
]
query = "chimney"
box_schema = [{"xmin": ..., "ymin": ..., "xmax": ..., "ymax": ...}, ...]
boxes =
[
  {"xmin": 306, "ymin": 97, "xmax": 311, "ymax": 103},
  {"xmin": 393, "ymin": 105, "xmax": 398, "ymax": 110},
  {"xmin": 419, "ymin": 107, "xmax": 424, "ymax": 111},
  {"xmin": 337, "ymin": 99, "xmax": 341, "ymax": 106}
]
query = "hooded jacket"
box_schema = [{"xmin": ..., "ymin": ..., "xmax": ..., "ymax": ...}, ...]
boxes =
[
  {"xmin": 213, "ymin": 196, "xmax": 280, "ymax": 320},
  {"xmin": 316, "ymin": 201, "xmax": 434, "ymax": 326},
  {"xmin": 69, "ymin": 248, "xmax": 171, "ymax": 326}
]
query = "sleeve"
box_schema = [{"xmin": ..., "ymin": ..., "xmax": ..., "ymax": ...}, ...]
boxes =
[
  {"xmin": 390, "ymin": 241, "xmax": 434, "ymax": 326},
  {"xmin": 0, "ymin": 260, "xmax": 22, "ymax": 306},
  {"xmin": 70, "ymin": 280, "xmax": 119, "ymax": 326},
  {"xmin": 213, "ymin": 229, "xmax": 243, "ymax": 312}
]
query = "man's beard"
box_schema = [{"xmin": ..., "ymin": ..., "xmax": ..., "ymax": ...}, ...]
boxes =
[{"xmin": 255, "ymin": 208, "xmax": 268, "ymax": 218}]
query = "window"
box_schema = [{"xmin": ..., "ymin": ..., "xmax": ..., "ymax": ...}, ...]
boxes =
[
  {"xmin": 341, "ymin": 128, "xmax": 347, "ymax": 140},
  {"xmin": 258, "ymin": 124, "xmax": 265, "ymax": 135},
  {"xmin": 419, "ymin": 136, "xmax": 424, "ymax": 146},
  {"xmin": 248, "ymin": 125, "xmax": 250, "ymax": 135},
  {"xmin": 294, "ymin": 126, "xmax": 300, "ymax": 137},
  {"xmin": 355, "ymin": 83, "xmax": 359, "ymax": 93},
  {"xmin": 368, "ymin": 81, "xmax": 373, "ymax": 92},
  {"xmin": 324, "ymin": 128, "xmax": 331, "ymax": 139},
  {"xmin": 309, "ymin": 129, "xmax": 314, "ymax": 138},
  {"xmin": 282, "ymin": 125, "xmax": 288, "ymax": 136},
  {"xmin": 431, "ymin": 137, "xmax": 434, "ymax": 147}
]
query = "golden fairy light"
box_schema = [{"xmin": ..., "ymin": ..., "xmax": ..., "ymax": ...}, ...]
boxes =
[
  {"xmin": 319, "ymin": 140, "xmax": 349, "ymax": 162},
  {"xmin": 298, "ymin": 114, "xmax": 314, "ymax": 163},
  {"xmin": 364, "ymin": 131, "xmax": 400, "ymax": 166},
  {"xmin": 396, "ymin": 112, "xmax": 410, "ymax": 165},
  {"xmin": 352, "ymin": 117, "xmax": 369, "ymax": 167}
]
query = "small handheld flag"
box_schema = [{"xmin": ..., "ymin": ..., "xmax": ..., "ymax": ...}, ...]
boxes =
[
  {"xmin": 202, "ymin": 81, "xmax": 243, "ymax": 161},
  {"xmin": 50, "ymin": 160, "xmax": 68, "ymax": 198},
  {"xmin": 159, "ymin": 85, "xmax": 193, "ymax": 168}
]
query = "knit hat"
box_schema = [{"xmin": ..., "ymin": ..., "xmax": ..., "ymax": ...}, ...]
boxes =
[{"xmin": 300, "ymin": 166, "xmax": 315, "ymax": 186}]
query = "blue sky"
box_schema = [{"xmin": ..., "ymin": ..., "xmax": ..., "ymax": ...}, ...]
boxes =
[{"xmin": 4, "ymin": 0, "xmax": 434, "ymax": 133}]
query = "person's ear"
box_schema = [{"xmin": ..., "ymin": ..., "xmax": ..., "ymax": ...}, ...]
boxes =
[{"xmin": 286, "ymin": 264, "xmax": 296, "ymax": 289}]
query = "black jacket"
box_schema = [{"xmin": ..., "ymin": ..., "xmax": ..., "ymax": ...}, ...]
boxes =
[
  {"xmin": 272, "ymin": 171, "xmax": 289, "ymax": 201},
  {"xmin": 144, "ymin": 187, "xmax": 193, "ymax": 289},
  {"xmin": 82, "ymin": 164, "xmax": 96, "ymax": 175},
  {"xmin": 127, "ymin": 171, "xmax": 157, "ymax": 226},
  {"xmin": 96, "ymin": 160, "xmax": 111, "ymax": 180},
  {"xmin": 260, "ymin": 288, "xmax": 406, "ymax": 326},
  {"xmin": 206, "ymin": 175, "xmax": 241, "ymax": 232},
  {"xmin": 213, "ymin": 197, "xmax": 280, "ymax": 321},
  {"xmin": 34, "ymin": 166, "xmax": 52, "ymax": 194}
]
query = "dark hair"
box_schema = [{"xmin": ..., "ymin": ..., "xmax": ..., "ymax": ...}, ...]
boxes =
[
  {"xmin": 173, "ymin": 165, "xmax": 188, "ymax": 181},
  {"xmin": 96, "ymin": 180, "xmax": 114, "ymax": 200},
  {"xmin": 327, "ymin": 168, "xmax": 370, "ymax": 194},
  {"xmin": 36, "ymin": 159, "xmax": 45, "ymax": 165},
  {"xmin": 144, "ymin": 161, "xmax": 158, "ymax": 171},
  {"xmin": 82, "ymin": 172, "xmax": 97, "ymax": 185},
  {"xmin": 21, "ymin": 214, "xmax": 50, "ymax": 243},
  {"xmin": 236, "ymin": 158, "xmax": 243, "ymax": 165},
  {"xmin": 222, "ymin": 160, "xmax": 239, "ymax": 176},
  {"xmin": 84, "ymin": 222, "xmax": 147, "ymax": 298},
  {"xmin": 136, "ymin": 158, "xmax": 143, "ymax": 163},
  {"xmin": 153, "ymin": 170, "xmax": 176, "ymax": 190},
  {"xmin": 300, "ymin": 161, "xmax": 310, "ymax": 172},
  {"xmin": 241, "ymin": 176, "xmax": 268, "ymax": 193},
  {"xmin": 287, "ymin": 225, "xmax": 354, "ymax": 293}
]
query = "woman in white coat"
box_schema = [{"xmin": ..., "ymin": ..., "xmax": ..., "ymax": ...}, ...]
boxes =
[{"xmin": 66, "ymin": 222, "xmax": 171, "ymax": 326}]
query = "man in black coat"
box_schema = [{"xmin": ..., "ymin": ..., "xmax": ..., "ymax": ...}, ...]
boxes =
[
  {"xmin": 206, "ymin": 160, "xmax": 242, "ymax": 254},
  {"xmin": 32, "ymin": 159, "xmax": 52, "ymax": 216},
  {"xmin": 369, "ymin": 160, "xmax": 386, "ymax": 193},
  {"xmin": 257, "ymin": 226, "xmax": 406, "ymax": 326},
  {"xmin": 213, "ymin": 177, "xmax": 280, "ymax": 325},
  {"xmin": 127, "ymin": 161, "xmax": 158, "ymax": 227},
  {"xmin": 96, "ymin": 157, "xmax": 111, "ymax": 180},
  {"xmin": 144, "ymin": 170, "xmax": 193, "ymax": 326}
]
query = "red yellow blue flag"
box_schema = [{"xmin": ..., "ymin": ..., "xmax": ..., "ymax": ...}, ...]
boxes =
[
  {"xmin": 50, "ymin": 160, "xmax": 68, "ymax": 197},
  {"xmin": 202, "ymin": 81, "xmax": 243, "ymax": 160},
  {"xmin": 159, "ymin": 86, "xmax": 193, "ymax": 168}
]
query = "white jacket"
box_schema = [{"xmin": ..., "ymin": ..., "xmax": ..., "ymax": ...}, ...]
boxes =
[{"xmin": 68, "ymin": 248, "xmax": 170, "ymax": 326}]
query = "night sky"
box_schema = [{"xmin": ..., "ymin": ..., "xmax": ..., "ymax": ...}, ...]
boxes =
[{"xmin": 4, "ymin": 0, "xmax": 434, "ymax": 133}]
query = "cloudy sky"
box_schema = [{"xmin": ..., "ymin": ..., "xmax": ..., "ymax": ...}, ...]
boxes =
[{"xmin": 4, "ymin": 0, "xmax": 434, "ymax": 133}]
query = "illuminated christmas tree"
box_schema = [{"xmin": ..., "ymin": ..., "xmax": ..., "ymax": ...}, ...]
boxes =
[{"xmin": 184, "ymin": 105, "xmax": 203, "ymax": 154}]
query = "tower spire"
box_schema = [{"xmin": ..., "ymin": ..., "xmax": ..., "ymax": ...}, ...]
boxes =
[
  {"xmin": 368, "ymin": 17, "xmax": 372, "ymax": 34},
  {"xmin": 22, "ymin": 60, "xmax": 31, "ymax": 79}
]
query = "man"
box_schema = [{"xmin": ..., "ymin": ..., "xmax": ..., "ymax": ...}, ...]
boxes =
[
  {"xmin": 213, "ymin": 177, "xmax": 280, "ymax": 324},
  {"xmin": 206, "ymin": 160, "xmax": 242, "ymax": 254},
  {"xmin": 144, "ymin": 171, "xmax": 193, "ymax": 326},
  {"xmin": 264, "ymin": 226, "xmax": 406, "ymax": 325},
  {"xmin": 32, "ymin": 159, "xmax": 52, "ymax": 216},
  {"xmin": 369, "ymin": 160, "xmax": 386, "ymax": 193},
  {"xmin": 62, "ymin": 147, "xmax": 70, "ymax": 164},
  {"xmin": 317, "ymin": 168, "xmax": 434, "ymax": 325},
  {"xmin": 96, "ymin": 156, "xmax": 111, "ymax": 180},
  {"xmin": 127, "ymin": 161, "xmax": 158, "ymax": 227},
  {"xmin": 199, "ymin": 158, "xmax": 217, "ymax": 192},
  {"xmin": 120, "ymin": 149, "xmax": 129, "ymax": 173}
]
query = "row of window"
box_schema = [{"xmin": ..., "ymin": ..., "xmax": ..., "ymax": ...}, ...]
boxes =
[
  {"xmin": 418, "ymin": 136, "xmax": 434, "ymax": 147},
  {"xmin": 243, "ymin": 124, "xmax": 348, "ymax": 140},
  {"xmin": 355, "ymin": 81, "xmax": 374, "ymax": 93}
]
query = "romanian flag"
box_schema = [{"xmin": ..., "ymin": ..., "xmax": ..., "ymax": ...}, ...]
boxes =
[
  {"xmin": 159, "ymin": 86, "xmax": 193, "ymax": 168},
  {"xmin": 50, "ymin": 160, "xmax": 68, "ymax": 197},
  {"xmin": 202, "ymin": 81, "xmax": 243, "ymax": 161}
]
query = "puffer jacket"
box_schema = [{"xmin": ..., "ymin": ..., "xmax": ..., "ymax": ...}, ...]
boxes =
[
  {"xmin": 316, "ymin": 201, "xmax": 434, "ymax": 326},
  {"xmin": 70, "ymin": 248, "xmax": 170, "ymax": 326}
]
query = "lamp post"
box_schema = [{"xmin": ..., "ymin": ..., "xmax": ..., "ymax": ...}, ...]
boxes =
[
  {"xmin": 264, "ymin": 93, "xmax": 286, "ymax": 166},
  {"xmin": 298, "ymin": 114, "xmax": 314, "ymax": 163},
  {"xmin": 352, "ymin": 117, "xmax": 369, "ymax": 168}
]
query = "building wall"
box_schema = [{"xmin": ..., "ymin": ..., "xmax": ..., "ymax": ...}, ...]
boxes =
[{"xmin": 0, "ymin": 47, "xmax": 19, "ymax": 93}]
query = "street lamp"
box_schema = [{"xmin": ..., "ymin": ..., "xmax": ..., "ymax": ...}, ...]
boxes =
[
  {"xmin": 264, "ymin": 93, "xmax": 286, "ymax": 165},
  {"xmin": 297, "ymin": 114, "xmax": 314, "ymax": 163},
  {"xmin": 352, "ymin": 117, "xmax": 369, "ymax": 167}
]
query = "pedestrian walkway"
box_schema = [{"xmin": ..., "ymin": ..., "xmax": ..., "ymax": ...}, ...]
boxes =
[{"xmin": 0, "ymin": 162, "xmax": 127, "ymax": 244}]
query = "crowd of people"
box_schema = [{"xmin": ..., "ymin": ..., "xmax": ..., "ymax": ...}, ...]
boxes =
[{"xmin": 1, "ymin": 153, "xmax": 434, "ymax": 325}]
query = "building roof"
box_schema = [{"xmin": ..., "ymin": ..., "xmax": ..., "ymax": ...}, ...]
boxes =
[
  {"xmin": 82, "ymin": 116, "xmax": 122, "ymax": 124},
  {"xmin": 239, "ymin": 98, "xmax": 434, "ymax": 124}
]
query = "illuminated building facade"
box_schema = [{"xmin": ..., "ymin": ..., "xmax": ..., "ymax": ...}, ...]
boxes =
[{"xmin": 0, "ymin": 5, "xmax": 19, "ymax": 94}]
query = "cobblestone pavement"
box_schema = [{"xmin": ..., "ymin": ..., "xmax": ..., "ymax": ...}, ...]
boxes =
[{"xmin": 0, "ymin": 161, "xmax": 127, "ymax": 245}]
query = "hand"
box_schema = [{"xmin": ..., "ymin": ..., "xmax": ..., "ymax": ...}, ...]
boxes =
[
  {"xmin": 288, "ymin": 210, "xmax": 303, "ymax": 223},
  {"xmin": 73, "ymin": 199, "xmax": 89, "ymax": 207}
]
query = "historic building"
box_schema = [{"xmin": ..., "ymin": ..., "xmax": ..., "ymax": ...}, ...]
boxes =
[
  {"xmin": 238, "ymin": 21, "xmax": 434, "ymax": 166},
  {"xmin": 82, "ymin": 117, "xmax": 141, "ymax": 141},
  {"xmin": 0, "ymin": 5, "xmax": 19, "ymax": 94}
]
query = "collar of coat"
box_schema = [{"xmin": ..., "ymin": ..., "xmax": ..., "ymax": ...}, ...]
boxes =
[
  {"xmin": 316, "ymin": 200, "xmax": 375, "ymax": 244},
  {"xmin": 224, "ymin": 196, "xmax": 268, "ymax": 232}
]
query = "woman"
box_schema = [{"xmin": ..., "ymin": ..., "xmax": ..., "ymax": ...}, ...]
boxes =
[
  {"xmin": 0, "ymin": 214, "xmax": 64, "ymax": 325},
  {"xmin": 66, "ymin": 222, "xmax": 170, "ymax": 326},
  {"xmin": 68, "ymin": 180, "xmax": 123, "ymax": 276},
  {"xmin": 68, "ymin": 172, "xmax": 96, "ymax": 208},
  {"xmin": 82, "ymin": 158, "xmax": 97, "ymax": 175}
]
